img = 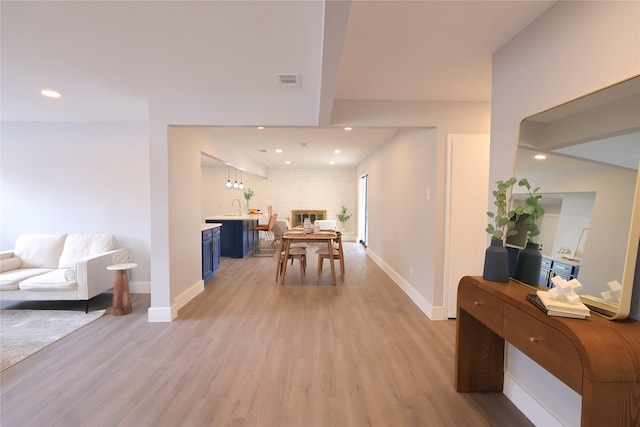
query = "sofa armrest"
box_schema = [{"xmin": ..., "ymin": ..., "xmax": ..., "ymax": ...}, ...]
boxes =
[
  {"xmin": 75, "ymin": 249, "xmax": 122, "ymax": 299},
  {"xmin": 0, "ymin": 250, "xmax": 16, "ymax": 260}
]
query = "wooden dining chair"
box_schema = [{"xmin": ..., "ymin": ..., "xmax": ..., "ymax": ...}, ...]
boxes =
[
  {"xmin": 252, "ymin": 213, "xmax": 277, "ymax": 256},
  {"xmin": 275, "ymin": 240, "xmax": 307, "ymax": 283},
  {"xmin": 315, "ymin": 231, "xmax": 344, "ymax": 282}
]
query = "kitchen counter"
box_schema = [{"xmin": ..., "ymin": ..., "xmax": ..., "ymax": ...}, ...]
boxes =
[
  {"xmin": 202, "ymin": 222, "xmax": 222, "ymax": 231},
  {"xmin": 205, "ymin": 214, "xmax": 264, "ymax": 221},
  {"xmin": 545, "ymin": 255, "xmax": 580, "ymax": 266}
]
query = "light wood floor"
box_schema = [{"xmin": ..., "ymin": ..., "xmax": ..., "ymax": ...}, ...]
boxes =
[{"xmin": 0, "ymin": 243, "xmax": 532, "ymax": 427}]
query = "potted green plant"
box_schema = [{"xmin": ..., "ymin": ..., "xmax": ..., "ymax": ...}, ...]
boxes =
[
  {"xmin": 483, "ymin": 177, "xmax": 518, "ymax": 282},
  {"xmin": 485, "ymin": 177, "xmax": 518, "ymax": 241},
  {"xmin": 336, "ymin": 206, "xmax": 352, "ymax": 230},
  {"xmin": 243, "ymin": 188, "xmax": 254, "ymax": 214},
  {"xmin": 512, "ymin": 178, "xmax": 545, "ymax": 285},
  {"xmin": 513, "ymin": 178, "xmax": 545, "ymax": 242}
]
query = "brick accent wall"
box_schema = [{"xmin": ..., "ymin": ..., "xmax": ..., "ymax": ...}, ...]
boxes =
[{"xmin": 202, "ymin": 166, "xmax": 357, "ymax": 235}]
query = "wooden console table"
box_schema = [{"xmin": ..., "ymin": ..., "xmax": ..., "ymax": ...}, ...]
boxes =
[{"xmin": 455, "ymin": 276, "xmax": 640, "ymax": 427}]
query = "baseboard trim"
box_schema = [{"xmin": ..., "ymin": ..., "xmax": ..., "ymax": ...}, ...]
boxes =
[
  {"xmin": 504, "ymin": 372, "xmax": 563, "ymax": 427},
  {"xmin": 366, "ymin": 248, "xmax": 445, "ymax": 320},
  {"xmin": 147, "ymin": 306, "xmax": 172, "ymax": 322},
  {"xmin": 173, "ymin": 280, "xmax": 204, "ymax": 314},
  {"xmin": 130, "ymin": 281, "xmax": 150, "ymax": 294},
  {"xmin": 147, "ymin": 280, "xmax": 204, "ymax": 322}
]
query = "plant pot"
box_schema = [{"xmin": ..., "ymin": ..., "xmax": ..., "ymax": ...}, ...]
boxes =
[
  {"xmin": 506, "ymin": 246, "xmax": 519, "ymax": 277},
  {"xmin": 513, "ymin": 241, "xmax": 542, "ymax": 285},
  {"xmin": 483, "ymin": 238, "xmax": 510, "ymax": 282}
]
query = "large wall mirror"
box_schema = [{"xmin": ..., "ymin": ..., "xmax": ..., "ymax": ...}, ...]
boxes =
[{"xmin": 514, "ymin": 74, "xmax": 640, "ymax": 320}]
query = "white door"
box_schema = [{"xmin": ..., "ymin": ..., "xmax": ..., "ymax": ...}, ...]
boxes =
[
  {"xmin": 537, "ymin": 214, "xmax": 559, "ymax": 256},
  {"xmin": 444, "ymin": 134, "xmax": 490, "ymax": 318}
]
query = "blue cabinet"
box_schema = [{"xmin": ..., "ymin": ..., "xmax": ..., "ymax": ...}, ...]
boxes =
[
  {"xmin": 540, "ymin": 256, "xmax": 580, "ymax": 287},
  {"xmin": 212, "ymin": 228, "xmax": 221, "ymax": 272},
  {"xmin": 202, "ymin": 226, "xmax": 221, "ymax": 281},
  {"xmin": 207, "ymin": 219, "xmax": 258, "ymax": 258}
]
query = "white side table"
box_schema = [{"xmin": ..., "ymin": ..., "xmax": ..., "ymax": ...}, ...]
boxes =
[{"xmin": 107, "ymin": 263, "xmax": 137, "ymax": 316}]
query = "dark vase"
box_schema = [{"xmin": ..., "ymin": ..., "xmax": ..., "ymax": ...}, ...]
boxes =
[
  {"xmin": 506, "ymin": 246, "xmax": 519, "ymax": 277},
  {"xmin": 513, "ymin": 241, "xmax": 542, "ymax": 285},
  {"xmin": 483, "ymin": 238, "xmax": 510, "ymax": 282}
]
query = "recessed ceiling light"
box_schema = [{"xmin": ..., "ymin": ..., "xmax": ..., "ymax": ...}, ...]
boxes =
[
  {"xmin": 344, "ymin": 127, "xmax": 352, "ymax": 131},
  {"xmin": 285, "ymin": 161, "xmax": 291, "ymax": 165},
  {"xmin": 275, "ymin": 149, "xmax": 283, "ymax": 153},
  {"xmin": 534, "ymin": 154, "xmax": 547, "ymax": 160},
  {"xmin": 329, "ymin": 161, "xmax": 335, "ymax": 165},
  {"xmin": 41, "ymin": 89, "xmax": 61, "ymax": 98},
  {"xmin": 334, "ymin": 149, "xmax": 341, "ymax": 154},
  {"xmin": 257, "ymin": 126, "xmax": 264, "ymax": 130}
]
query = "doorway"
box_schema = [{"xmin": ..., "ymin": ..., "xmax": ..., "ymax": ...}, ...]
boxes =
[
  {"xmin": 444, "ymin": 134, "xmax": 490, "ymax": 318},
  {"xmin": 359, "ymin": 174, "xmax": 369, "ymax": 247}
]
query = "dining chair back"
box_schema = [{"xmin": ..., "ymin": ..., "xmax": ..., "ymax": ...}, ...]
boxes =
[
  {"xmin": 275, "ymin": 240, "xmax": 307, "ymax": 283},
  {"xmin": 315, "ymin": 231, "xmax": 344, "ymax": 282}
]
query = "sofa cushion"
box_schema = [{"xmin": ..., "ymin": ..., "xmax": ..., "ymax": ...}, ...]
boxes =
[
  {"xmin": 0, "ymin": 268, "xmax": 53, "ymax": 290},
  {"xmin": 19, "ymin": 269, "xmax": 78, "ymax": 291},
  {"xmin": 0, "ymin": 257, "xmax": 22, "ymax": 272},
  {"xmin": 14, "ymin": 234, "xmax": 67, "ymax": 268},
  {"xmin": 58, "ymin": 234, "xmax": 115, "ymax": 269}
]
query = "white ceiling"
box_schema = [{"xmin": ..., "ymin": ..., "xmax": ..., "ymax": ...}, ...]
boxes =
[{"xmin": 1, "ymin": 0, "xmax": 556, "ymax": 168}]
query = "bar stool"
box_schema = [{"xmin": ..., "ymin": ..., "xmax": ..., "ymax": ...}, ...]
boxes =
[{"xmin": 252, "ymin": 213, "xmax": 277, "ymax": 256}]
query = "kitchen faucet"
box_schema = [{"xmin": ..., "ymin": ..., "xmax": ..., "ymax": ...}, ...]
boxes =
[{"xmin": 232, "ymin": 199, "xmax": 241, "ymax": 216}]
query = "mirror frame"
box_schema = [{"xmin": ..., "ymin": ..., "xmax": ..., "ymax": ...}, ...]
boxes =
[{"xmin": 515, "ymin": 75, "xmax": 640, "ymax": 320}]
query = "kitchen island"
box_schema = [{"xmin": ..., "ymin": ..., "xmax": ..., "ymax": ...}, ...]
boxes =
[{"xmin": 204, "ymin": 215, "xmax": 263, "ymax": 258}]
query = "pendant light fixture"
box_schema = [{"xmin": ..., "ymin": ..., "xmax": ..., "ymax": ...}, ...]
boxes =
[
  {"xmin": 239, "ymin": 170, "xmax": 244, "ymax": 190},
  {"xmin": 225, "ymin": 166, "xmax": 232, "ymax": 189},
  {"xmin": 233, "ymin": 168, "xmax": 239, "ymax": 189}
]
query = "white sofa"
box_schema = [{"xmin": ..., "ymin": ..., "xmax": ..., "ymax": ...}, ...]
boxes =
[{"xmin": 0, "ymin": 233, "xmax": 121, "ymax": 311}]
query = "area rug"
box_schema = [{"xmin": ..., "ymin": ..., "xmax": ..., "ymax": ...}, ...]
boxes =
[{"xmin": 0, "ymin": 309, "xmax": 106, "ymax": 371}]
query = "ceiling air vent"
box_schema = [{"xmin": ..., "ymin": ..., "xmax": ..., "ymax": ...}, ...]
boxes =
[{"xmin": 277, "ymin": 73, "xmax": 300, "ymax": 88}]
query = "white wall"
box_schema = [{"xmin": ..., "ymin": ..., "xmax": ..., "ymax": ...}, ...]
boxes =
[
  {"xmin": 491, "ymin": 1, "xmax": 640, "ymax": 425},
  {"xmin": 0, "ymin": 121, "xmax": 151, "ymax": 291},
  {"xmin": 552, "ymin": 193, "xmax": 594, "ymax": 258},
  {"xmin": 358, "ymin": 128, "xmax": 439, "ymax": 316}
]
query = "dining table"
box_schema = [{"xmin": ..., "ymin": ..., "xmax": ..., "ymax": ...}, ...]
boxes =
[{"xmin": 279, "ymin": 229, "xmax": 338, "ymax": 286}]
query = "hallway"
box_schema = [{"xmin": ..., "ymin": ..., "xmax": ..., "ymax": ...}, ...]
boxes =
[{"xmin": 0, "ymin": 243, "xmax": 531, "ymax": 426}]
